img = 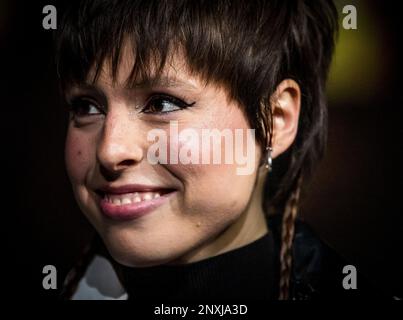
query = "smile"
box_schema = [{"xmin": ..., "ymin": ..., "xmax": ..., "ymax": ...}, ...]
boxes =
[
  {"xmin": 96, "ymin": 185, "xmax": 176, "ymax": 221},
  {"xmin": 104, "ymin": 192, "xmax": 161, "ymax": 205}
]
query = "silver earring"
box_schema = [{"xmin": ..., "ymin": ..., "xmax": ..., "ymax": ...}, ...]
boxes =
[{"xmin": 265, "ymin": 146, "xmax": 273, "ymax": 171}]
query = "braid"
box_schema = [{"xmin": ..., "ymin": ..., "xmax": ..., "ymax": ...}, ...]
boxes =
[
  {"xmin": 59, "ymin": 234, "xmax": 99, "ymax": 300},
  {"xmin": 278, "ymin": 173, "xmax": 303, "ymax": 300}
]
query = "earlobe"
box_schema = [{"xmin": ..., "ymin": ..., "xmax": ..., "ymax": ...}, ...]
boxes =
[{"xmin": 270, "ymin": 79, "xmax": 301, "ymax": 159}]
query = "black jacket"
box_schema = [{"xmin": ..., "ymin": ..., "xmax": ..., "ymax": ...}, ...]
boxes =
[{"xmin": 268, "ymin": 214, "xmax": 394, "ymax": 299}]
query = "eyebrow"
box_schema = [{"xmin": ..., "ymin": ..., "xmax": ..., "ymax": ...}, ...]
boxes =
[
  {"xmin": 127, "ymin": 75, "xmax": 199, "ymax": 91},
  {"xmin": 65, "ymin": 83, "xmax": 106, "ymax": 102},
  {"xmin": 67, "ymin": 75, "xmax": 199, "ymax": 97}
]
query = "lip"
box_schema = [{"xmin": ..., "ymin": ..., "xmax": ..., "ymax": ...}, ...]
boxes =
[{"xmin": 96, "ymin": 184, "xmax": 176, "ymax": 221}]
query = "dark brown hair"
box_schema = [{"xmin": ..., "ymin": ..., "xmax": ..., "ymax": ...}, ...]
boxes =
[{"xmin": 56, "ymin": 0, "xmax": 338, "ymax": 300}]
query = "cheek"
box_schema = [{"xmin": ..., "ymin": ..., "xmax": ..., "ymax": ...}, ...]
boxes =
[
  {"xmin": 65, "ymin": 129, "xmax": 94, "ymax": 184},
  {"xmin": 165, "ymin": 108, "xmax": 259, "ymax": 217}
]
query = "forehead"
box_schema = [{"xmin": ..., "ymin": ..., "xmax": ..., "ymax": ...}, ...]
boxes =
[{"xmin": 85, "ymin": 41, "xmax": 203, "ymax": 92}]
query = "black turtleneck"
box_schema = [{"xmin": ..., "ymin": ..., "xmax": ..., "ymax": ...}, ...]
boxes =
[{"xmin": 116, "ymin": 232, "xmax": 278, "ymax": 301}]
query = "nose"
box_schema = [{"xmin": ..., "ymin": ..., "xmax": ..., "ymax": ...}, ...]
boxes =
[{"xmin": 96, "ymin": 110, "xmax": 144, "ymax": 178}]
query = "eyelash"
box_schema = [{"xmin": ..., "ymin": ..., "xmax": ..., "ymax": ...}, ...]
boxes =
[
  {"xmin": 67, "ymin": 94, "xmax": 195, "ymax": 117},
  {"xmin": 67, "ymin": 96, "xmax": 103, "ymax": 118},
  {"xmin": 141, "ymin": 94, "xmax": 196, "ymax": 114}
]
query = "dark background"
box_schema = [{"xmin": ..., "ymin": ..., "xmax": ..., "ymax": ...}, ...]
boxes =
[{"xmin": 1, "ymin": 1, "xmax": 402, "ymax": 299}]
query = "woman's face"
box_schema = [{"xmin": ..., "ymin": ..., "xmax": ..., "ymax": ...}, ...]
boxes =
[{"xmin": 65, "ymin": 48, "xmax": 264, "ymax": 267}]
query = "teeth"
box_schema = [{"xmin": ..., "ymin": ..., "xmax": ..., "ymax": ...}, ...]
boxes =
[
  {"xmin": 142, "ymin": 193, "xmax": 153, "ymax": 201},
  {"xmin": 121, "ymin": 198, "xmax": 132, "ymax": 205},
  {"xmin": 105, "ymin": 191, "xmax": 162, "ymax": 206},
  {"xmin": 112, "ymin": 198, "xmax": 121, "ymax": 205}
]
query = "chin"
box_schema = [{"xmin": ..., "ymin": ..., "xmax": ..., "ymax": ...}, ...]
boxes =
[{"xmin": 100, "ymin": 229, "xmax": 191, "ymax": 268}]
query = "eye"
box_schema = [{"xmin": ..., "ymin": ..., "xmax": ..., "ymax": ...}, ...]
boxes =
[
  {"xmin": 141, "ymin": 94, "xmax": 195, "ymax": 114},
  {"xmin": 68, "ymin": 97, "xmax": 104, "ymax": 117}
]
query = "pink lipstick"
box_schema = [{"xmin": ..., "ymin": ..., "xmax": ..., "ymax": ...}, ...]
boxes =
[{"xmin": 96, "ymin": 184, "xmax": 175, "ymax": 221}]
